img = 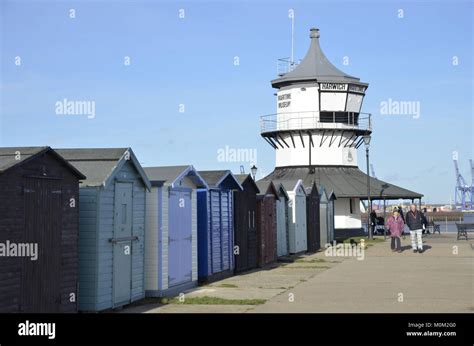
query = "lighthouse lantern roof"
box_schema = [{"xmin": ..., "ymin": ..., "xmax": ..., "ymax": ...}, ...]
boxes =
[{"xmin": 272, "ymin": 28, "xmax": 367, "ymax": 89}]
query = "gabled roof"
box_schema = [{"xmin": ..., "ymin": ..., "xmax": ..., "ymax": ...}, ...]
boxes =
[
  {"xmin": 198, "ymin": 170, "xmax": 243, "ymax": 191},
  {"xmin": 276, "ymin": 182, "xmax": 289, "ymax": 200},
  {"xmin": 56, "ymin": 148, "xmax": 151, "ymax": 190},
  {"xmin": 0, "ymin": 146, "xmax": 85, "ymax": 179},
  {"xmin": 272, "ymin": 28, "xmax": 367, "ymax": 88},
  {"xmin": 144, "ymin": 165, "xmax": 208, "ymax": 189},
  {"xmin": 270, "ymin": 178, "xmax": 306, "ymax": 195},
  {"xmin": 234, "ymin": 174, "xmax": 260, "ymax": 194},
  {"xmin": 319, "ymin": 185, "xmax": 329, "ymax": 202},
  {"xmin": 255, "ymin": 180, "xmax": 280, "ymax": 200},
  {"xmin": 305, "ymin": 180, "xmax": 319, "ymax": 196},
  {"xmin": 261, "ymin": 166, "xmax": 423, "ymax": 200}
]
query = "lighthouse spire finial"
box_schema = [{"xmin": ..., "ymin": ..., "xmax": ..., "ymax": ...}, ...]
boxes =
[
  {"xmin": 310, "ymin": 27, "xmax": 320, "ymax": 39},
  {"xmin": 271, "ymin": 26, "xmax": 362, "ymax": 87}
]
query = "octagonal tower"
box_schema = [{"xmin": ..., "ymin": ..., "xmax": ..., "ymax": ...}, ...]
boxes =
[{"xmin": 261, "ymin": 28, "xmax": 371, "ymax": 168}]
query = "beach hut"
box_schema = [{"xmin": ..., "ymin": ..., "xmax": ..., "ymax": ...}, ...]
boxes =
[
  {"xmin": 0, "ymin": 147, "xmax": 85, "ymax": 313},
  {"xmin": 56, "ymin": 148, "xmax": 151, "ymax": 312},
  {"xmin": 306, "ymin": 182, "xmax": 320, "ymax": 252},
  {"xmin": 281, "ymin": 179, "xmax": 307, "ymax": 254},
  {"xmin": 233, "ymin": 174, "xmax": 260, "ymax": 273},
  {"xmin": 319, "ymin": 186, "xmax": 330, "ymax": 247},
  {"xmin": 255, "ymin": 181, "xmax": 279, "ymax": 267},
  {"xmin": 143, "ymin": 166, "xmax": 208, "ymax": 297},
  {"xmin": 327, "ymin": 191, "xmax": 336, "ymax": 243},
  {"xmin": 276, "ymin": 183, "xmax": 290, "ymax": 257},
  {"xmin": 197, "ymin": 170, "xmax": 242, "ymax": 283}
]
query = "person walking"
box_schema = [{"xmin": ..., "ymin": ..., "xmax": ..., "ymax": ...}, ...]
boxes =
[
  {"xmin": 386, "ymin": 208, "xmax": 404, "ymax": 252},
  {"xmin": 405, "ymin": 204, "xmax": 424, "ymax": 253},
  {"xmin": 421, "ymin": 208, "xmax": 429, "ymax": 234}
]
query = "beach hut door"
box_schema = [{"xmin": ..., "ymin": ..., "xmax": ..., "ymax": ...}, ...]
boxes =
[
  {"xmin": 22, "ymin": 178, "xmax": 62, "ymax": 312},
  {"xmin": 113, "ymin": 182, "xmax": 133, "ymax": 306},
  {"xmin": 168, "ymin": 189, "xmax": 193, "ymax": 285}
]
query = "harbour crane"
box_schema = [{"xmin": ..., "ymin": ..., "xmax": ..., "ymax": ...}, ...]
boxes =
[
  {"xmin": 470, "ymin": 159, "xmax": 474, "ymax": 209},
  {"xmin": 453, "ymin": 151, "xmax": 473, "ymax": 210}
]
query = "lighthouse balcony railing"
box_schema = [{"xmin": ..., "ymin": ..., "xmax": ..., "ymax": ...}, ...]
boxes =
[
  {"xmin": 260, "ymin": 111, "xmax": 371, "ymax": 134},
  {"xmin": 277, "ymin": 58, "xmax": 300, "ymax": 76}
]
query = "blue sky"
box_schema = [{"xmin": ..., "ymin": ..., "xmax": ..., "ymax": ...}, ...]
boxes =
[{"xmin": 1, "ymin": 0, "xmax": 472, "ymax": 204}]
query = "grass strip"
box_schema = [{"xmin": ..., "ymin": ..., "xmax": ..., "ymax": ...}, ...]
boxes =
[{"xmin": 169, "ymin": 296, "xmax": 266, "ymax": 305}]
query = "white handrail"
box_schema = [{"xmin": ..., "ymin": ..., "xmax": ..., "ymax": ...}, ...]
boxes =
[{"xmin": 260, "ymin": 111, "xmax": 371, "ymax": 133}]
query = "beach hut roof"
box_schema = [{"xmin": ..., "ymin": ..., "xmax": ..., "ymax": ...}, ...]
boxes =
[
  {"xmin": 276, "ymin": 182, "xmax": 290, "ymax": 200},
  {"xmin": 234, "ymin": 174, "xmax": 260, "ymax": 193},
  {"xmin": 261, "ymin": 178, "xmax": 306, "ymax": 195},
  {"xmin": 255, "ymin": 180, "xmax": 280, "ymax": 200},
  {"xmin": 55, "ymin": 147, "xmax": 150, "ymax": 190},
  {"xmin": 0, "ymin": 146, "xmax": 85, "ymax": 178},
  {"xmin": 144, "ymin": 165, "xmax": 208, "ymax": 189},
  {"xmin": 304, "ymin": 180, "xmax": 319, "ymax": 195},
  {"xmin": 198, "ymin": 170, "xmax": 243, "ymax": 190}
]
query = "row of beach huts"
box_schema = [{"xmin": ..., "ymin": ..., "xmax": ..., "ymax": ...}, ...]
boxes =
[{"xmin": 0, "ymin": 147, "xmax": 335, "ymax": 312}]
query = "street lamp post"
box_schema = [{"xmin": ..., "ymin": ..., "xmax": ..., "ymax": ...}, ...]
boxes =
[
  {"xmin": 364, "ymin": 134, "xmax": 372, "ymax": 240},
  {"xmin": 250, "ymin": 165, "xmax": 258, "ymax": 181},
  {"xmin": 380, "ymin": 183, "xmax": 390, "ymax": 240}
]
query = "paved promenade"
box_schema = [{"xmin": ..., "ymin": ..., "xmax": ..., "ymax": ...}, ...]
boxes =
[{"xmin": 123, "ymin": 233, "xmax": 473, "ymax": 313}]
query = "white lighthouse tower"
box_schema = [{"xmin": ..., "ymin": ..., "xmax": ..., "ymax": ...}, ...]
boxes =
[
  {"xmin": 261, "ymin": 27, "xmax": 422, "ymax": 235},
  {"xmin": 261, "ymin": 27, "xmax": 371, "ymax": 234},
  {"xmin": 261, "ymin": 28, "xmax": 371, "ymax": 169}
]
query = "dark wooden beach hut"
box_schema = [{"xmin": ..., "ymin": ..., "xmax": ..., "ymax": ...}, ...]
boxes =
[
  {"xmin": 255, "ymin": 181, "xmax": 279, "ymax": 267},
  {"xmin": 306, "ymin": 181, "xmax": 321, "ymax": 252},
  {"xmin": 56, "ymin": 148, "xmax": 151, "ymax": 312},
  {"xmin": 0, "ymin": 147, "xmax": 85, "ymax": 313},
  {"xmin": 328, "ymin": 191, "xmax": 336, "ymax": 243},
  {"xmin": 276, "ymin": 183, "xmax": 290, "ymax": 257},
  {"xmin": 233, "ymin": 174, "xmax": 260, "ymax": 273}
]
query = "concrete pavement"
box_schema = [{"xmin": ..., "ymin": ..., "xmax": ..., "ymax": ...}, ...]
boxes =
[
  {"xmin": 123, "ymin": 233, "xmax": 473, "ymax": 313},
  {"xmin": 251, "ymin": 233, "xmax": 473, "ymax": 313}
]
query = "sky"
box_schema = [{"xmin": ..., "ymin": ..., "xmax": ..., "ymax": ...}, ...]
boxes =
[{"xmin": 1, "ymin": 0, "xmax": 472, "ymax": 204}]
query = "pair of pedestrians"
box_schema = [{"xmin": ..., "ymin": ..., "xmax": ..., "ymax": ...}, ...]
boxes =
[{"xmin": 386, "ymin": 204, "xmax": 425, "ymax": 253}]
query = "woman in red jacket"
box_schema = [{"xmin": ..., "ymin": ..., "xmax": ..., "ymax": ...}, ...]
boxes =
[{"xmin": 386, "ymin": 208, "xmax": 405, "ymax": 253}]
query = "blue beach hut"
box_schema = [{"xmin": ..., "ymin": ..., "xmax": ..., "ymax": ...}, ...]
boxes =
[
  {"xmin": 197, "ymin": 170, "xmax": 242, "ymax": 283},
  {"xmin": 143, "ymin": 166, "xmax": 208, "ymax": 297}
]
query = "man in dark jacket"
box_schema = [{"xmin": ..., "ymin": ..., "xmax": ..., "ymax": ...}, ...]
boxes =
[{"xmin": 405, "ymin": 204, "xmax": 424, "ymax": 253}]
